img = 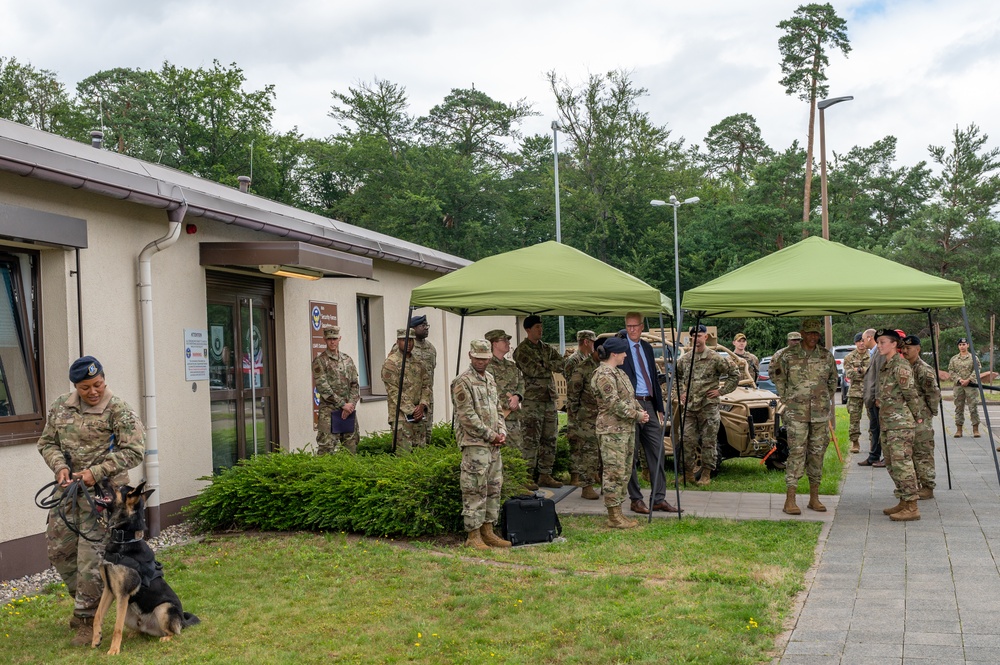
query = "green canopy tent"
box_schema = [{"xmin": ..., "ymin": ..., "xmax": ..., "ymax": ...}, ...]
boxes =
[{"xmin": 681, "ymin": 236, "xmax": 996, "ymax": 488}]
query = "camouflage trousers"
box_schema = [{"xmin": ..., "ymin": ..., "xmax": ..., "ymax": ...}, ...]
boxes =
[
  {"xmin": 316, "ymin": 405, "xmax": 359, "ymax": 454},
  {"xmin": 913, "ymin": 420, "xmax": 936, "ymax": 491},
  {"xmin": 460, "ymin": 444, "xmax": 503, "ymax": 531},
  {"xmin": 954, "ymin": 386, "xmax": 980, "ymax": 427},
  {"xmin": 46, "ymin": 497, "xmax": 109, "ymax": 619},
  {"xmin": 681, "ymin": 406, "xmax": 720, "ymax": 472},
  {"xmin": 389, "ymin": 419, "xmax": 420, "ymax": 454},
  {"xmin": 503, "ymin": 415, "xmax": 523, "ymax": 453},
  {"xmin": 599, "ymin": 430, "xmax": 635, "ymax": 509},
  {"xmin": 412, "ymin": 407, "xmax": 432, "ymax": 447},
  {"xmin": 519, "ymin": 398, "xmax": 558, "ymax": 475},
  {"xmin": 846, "ymin": 396, "xmax": 865, "ymax": 445},
  {"xmin": 883, "ymin": 427, "xmax": 919, "ymax": 501},
  {"xmin": 784, "ymin": 419, "xmax": 828, "ymax": 488},
  {"xmin": 568, "ymin": 410, "xmax": 601, "ymax": 484}
]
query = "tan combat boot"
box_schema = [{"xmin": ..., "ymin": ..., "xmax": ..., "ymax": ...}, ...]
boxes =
[
  {"xmin": 850, "ymin": 440, "xmax": 860, "ymax": 454},
  {"xmin": 524, "ymin": 479, "xmax": 539, "ymax": 491},
  {"xmin": 889, "ymin": 500, "xmax": 921, "ymax": 522},
  {"xmin": 917, "ymin": 487, "xmax": 934, "ymax": 500},
  {"xmin": 69, "ymin": 615, "xmax": 94, "ymax": 647},
  {"xmin": 973, "ymin": 424, "xmax": 981, "ymax": 438},
  {"xmin": 480, "ymin": 523, "xmax": 512, "ymax": 548},
  {"xmin": 465, "ymin": 528, "xmax": 490, "ymax": 551},
  {"xmin": 684, "ymin": 469, "xmax": 697, "ymax": 484},
  {"xmin": 569, "ymin": 472, "xmax": 582, "ymax": 486},
  {"xmin": 696, "ymin": 471, "xmax": 711, "ymax": 487},
  {"xmin": 607, "ymin": 505, "xmax": 639, "ymax": 529},
  {"xmin": 783, "ymin": 487, "xmax": 801, "ymax": 515},
  {"xmin": 807, "ymin": 483, "xmax": 826, "ymax": 512},
  {"xmin": 580, "ymin": 485, "xmax": 600, "ymax": 500},
  {"xmin": 955, "ymin": 426, "xmax": 963, "ymax": 438},
  {"xmin": 883, "ymin": 499, "xmax": 907, "ymax": 515},
  {"xmin": 537, "ymin": 473, "xmax": 563, "ymax": 488}
]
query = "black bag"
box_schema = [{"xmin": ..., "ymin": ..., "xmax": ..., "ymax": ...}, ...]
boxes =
[{"xmin": 501, "ymin": 493, "xmax": 562, "ymax": 545}]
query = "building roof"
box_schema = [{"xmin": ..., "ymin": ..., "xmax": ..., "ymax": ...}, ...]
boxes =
[{"xmin": 0, "ymin": 119, "xmax": 469, "ymax": 273}]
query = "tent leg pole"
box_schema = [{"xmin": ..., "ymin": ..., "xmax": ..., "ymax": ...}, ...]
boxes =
[
  {"xmin": 452, "ymin": 314, "xmax": 466, "ymax": 434},
  {"xmin": 658, "ymin": 312, "xmax": 682, "ymax": 519},
  {"xmin": 961, "ymin": 307, "xmax": 1000, "ymax": 488},
  {"xmin": 677, "ymin": 315, "xmax": 701, "ymax": 487},
  {"xmin": 392, "ymin": 306, "xmax": 415, "ymax": 454},
  {"xmin": 928, "ymin": 311, "xmax": 952, "ymax": 490}
]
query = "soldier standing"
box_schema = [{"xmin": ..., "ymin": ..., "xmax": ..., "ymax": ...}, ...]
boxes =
[
  {"xmin": 592, "ymin": 336, "xmax": 649, "ymax": 529},
  {"xmin": 902, "ymin": 335, "xmax": 941, "ymax": 500},
  {"xmin": 566, "ymin": 331, "xmax": 601, "ymax": 500},
  {"xmin": 674, "ymin": 324, "xmax": 739, "ymax": 487},
  {"xmin": 453, "ymin": 339, "xmax": 511, "ymax": 550},
  {"xmin": 733, "ymin": 332, "xmax": 760, "ymax": 382},
  {"xmin": 842, "ymin": 332, "xmax": 870, "ymax": 454},
  {"xmin": 380, "ymin": 328, "xmax": 431, "ymax": 454},
  {"xmin": 485, "ymin": 329, "xmax": 526, "ymax": 479},
  {"xmin": 409, "ymin": 314, "xmax": 437, "ymax": 446},
  {"xmin": 37, "ymin": 356, "xmax": 146, "ymax": 645},
  {"xmin": 947, "ymin": 338, "xmax": 980, "ymax": 437},
  {"xmin": 875, "ymin": 329, "xmax": 924, "ymax": 521},
  {"xmin": 312, "ymin": 326, "xmax": 360, "ymax": 454},
  {"xmin": 513, "ymin": 315, "xmax": 565, "ymax": 488},
  {"xmin": 773, "ymin": 319, "xmax": 838, "ymax": 515}
]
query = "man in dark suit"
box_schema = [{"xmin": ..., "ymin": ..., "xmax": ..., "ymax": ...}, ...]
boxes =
[{"xmin": 621, "ymin": 312, "xmax": 680, "ymax": 514}]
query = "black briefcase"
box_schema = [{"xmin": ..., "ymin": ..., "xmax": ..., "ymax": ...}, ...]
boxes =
[{"xmin": 501, "ymin": 493, "xmax": 562, "ymax": 546}]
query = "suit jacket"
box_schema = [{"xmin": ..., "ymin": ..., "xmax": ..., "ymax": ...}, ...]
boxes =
[{"xmin": 621, "ymin": 338, "xmax": 664, "ymax": 414}]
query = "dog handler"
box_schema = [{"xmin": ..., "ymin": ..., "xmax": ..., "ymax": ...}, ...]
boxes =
[{"xmin": 37, "ymin": 356, "xmax": 146, "ymax": 645}]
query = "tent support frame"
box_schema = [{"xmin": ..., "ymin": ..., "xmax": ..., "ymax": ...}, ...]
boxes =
[
  {"xmin": 926, "ymin": 311, "xmax": 953, "ymax": 489},
  {"xmin": 960, "ymin": 306, "xmax": 1000, "ymax": 487}
]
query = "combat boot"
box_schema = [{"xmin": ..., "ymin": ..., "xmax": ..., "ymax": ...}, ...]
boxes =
[
  {"xmin": 465, "ymin": 528, "xmax": 490, "ymax": 551},
  {"xmin": 917, "ymin": 487, "xmax": 934, "ymax": 500},
  {"xmin": 850, "ymin": 440, "xmax": 860, "ymax": 454},
  {"xmin": 524, "ymin": 478, "xmax": 539, "ymax": 491},
  {"xmin": 480, "ymin": 523, "xmax": 512, "ymax": 548},
  {"xmin": 889, "ymin": 500, "xmax": 921, "ymax": 522},
  {"xmin": 973, "ymin": 424, "xmax": 981, "ymax": 438},
  {"xmin": 696, "ymin": 471, "xmax": 711, "ymax": 487},
  {"xmin": 607, "ymin": 505, "xmax": 639, "ymax": 529},
  {"xmin": 807, "ymin": 483, "xmax": 826, "ymax": 512},
  {"xmin": 955, "ymin": 426, "xmax": 963, "ymax": 438},
  {"xmin": 684, "ymin": 469, "xmax": 697, "ymax": 484},
  {"xmin": 783, "ymin": 488, "xmax": 801, "ymax": 515},
  {"xmin": 537, "ymin": 473, "xmax": 563, "ymax": 488},
  {"xmin": 883, "ymin": 499, "xmax": 907, "ymax": 515},
  {"xmin": 580, "ymin": 485, "xmax": 600, "ymax": 500},
  {"xmin": 69, "ymin": 615, "xmax": 94, "ymax": 647},
  {"xmin": 569, "ymin": 472, "xmax": 582, "ymax": 487}
]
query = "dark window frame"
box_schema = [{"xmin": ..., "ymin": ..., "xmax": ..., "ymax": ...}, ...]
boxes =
[
  {"xmin": 0, "ymin": 248, "xmax": 45, "ymax": 446},
  {"xmin": 356, "ymin": 296, "xmax": 373, "ymax": 395}
]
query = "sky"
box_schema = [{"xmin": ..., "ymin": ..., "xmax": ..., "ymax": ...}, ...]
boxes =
[{"xmin": 2, "ymin": 0, "xmax": 999, "ymax": 170}]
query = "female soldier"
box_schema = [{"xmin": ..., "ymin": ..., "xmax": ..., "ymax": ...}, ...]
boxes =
[
  {"xmin": 591, "ymin": 336, "xmax": 649, "ymax": 529},
  {"xmin": 874, "ymin": 330, "xmax": 924, "ymax": 522},
  {"xmin": 37, "ymin": 356, "xmax": 146, "ymax": 645}
]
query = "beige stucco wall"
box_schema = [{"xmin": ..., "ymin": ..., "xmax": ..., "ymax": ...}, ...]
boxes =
[{"xmin": 0, "ymin": 171, "xmax": 515, "ymax": 549}]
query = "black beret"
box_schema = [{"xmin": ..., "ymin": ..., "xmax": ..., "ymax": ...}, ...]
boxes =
[
  {"xmin": 902, "ymin": 335, "xmax": 921, "ymax": 347},
  {"xmin": 602, "ymin": 337, "xmax": 629, "ymax": 354},
  {"xmin": 523, "ymin": 315, "xmax": 542, "ymax": 329},
  {"xmin": 875, "ymin": 328, "xmax": 901, "ymax": 342},
  {"xmin": 689, "ymin": 324, "xmax": 707, "ymax": 335},
  {"xmin": 958, "ymin": 337, "xmax": 968, "ymax": 344},
  {"xmin": 409, "ymin": 314, "xmax": 428, "ymax": 328},
  {"xmin": 854, "ymin": 332, "xmax": 864, "ymax": 342},
  {"xmin": 69, "ymin": 356, "xmax": 103, "ymax": 383}
]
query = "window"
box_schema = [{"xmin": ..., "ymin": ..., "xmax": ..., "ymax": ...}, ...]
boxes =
[
  {"xmin": 356, "ymin": 295, "xmax": 386, "ymax": 397},
  {"xmin": 0, "ymin": 249, "xmax": 43, "ymax": 443},
  {"xmin": 356, "ymin": 297, "xmax": 372, "ymax": 390}
]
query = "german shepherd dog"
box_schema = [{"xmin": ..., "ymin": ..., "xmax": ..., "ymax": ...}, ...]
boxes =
[{"xmin": 91, "ymin": 482, "xmax": 199, "ymax": 654}]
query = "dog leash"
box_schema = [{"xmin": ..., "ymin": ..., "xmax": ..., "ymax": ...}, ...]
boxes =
[{"xmin": 35, "ymin": 478, "xmax": 113, "ymax": 543}]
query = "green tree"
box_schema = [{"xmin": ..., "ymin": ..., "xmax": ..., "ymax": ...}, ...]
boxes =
[
  {"xmin": 703, "ymin": 113, "xmax": 773, "ymax": 194},
  {"xmin": 777, "ymin": 3, "xmax": 851, "ymax": 234},
  {"xmin": 74, "ymin": 67, "xmax": 168, "ymax": 160},
  {"xmin": 0, "ymin": 56, "xmax": 80, "ymax": 134}
]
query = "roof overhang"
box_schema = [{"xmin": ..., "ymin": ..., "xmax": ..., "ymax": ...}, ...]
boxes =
[{"xmin": 199, "ymin": 241, "xmax": 373, "ymax": 280}]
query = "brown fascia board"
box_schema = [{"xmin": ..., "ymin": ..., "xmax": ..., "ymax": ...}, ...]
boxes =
[{"xmin": 199, "ymin": 241, "xmax": 374, "ymax": 279}]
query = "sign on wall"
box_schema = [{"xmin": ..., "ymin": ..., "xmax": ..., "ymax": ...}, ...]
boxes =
[
  {"xmin": 184, "ymin": 328, "xmax": 210, "ymax": 381},
  {"xmin": 309, "ymin": 301, "xmax": 339, "ymax": 424}
]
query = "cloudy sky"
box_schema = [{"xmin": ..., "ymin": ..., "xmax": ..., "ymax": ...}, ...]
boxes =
[{"xmin": 3, "ymin": 0, "xmax": 998, "ymax": 168}]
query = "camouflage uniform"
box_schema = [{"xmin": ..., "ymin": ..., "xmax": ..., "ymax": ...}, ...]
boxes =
[
  {"xmin": 947, "ymin": 352, "xmax": 980, "ymax": 428},
  {"xmin": 452, "ymin": 362, "xmax": 506, "ymax": 532},
  {"xmin": 843, "ymin": 348, "xmax": 871, "ymax": 447},
  {"xmin": 513, "ymin": 339, "xmax": 564, "ymax": 476},
  {"xmin": 735, "ymin": 351, "xmax": 760, "ymax": 381},
  {"xmin": 381, "ymin": 347, "xmax": 431, "ymax": 454},
  {"xmin": 591, "ymin": 364, "xmax": 644, "ymax": 508},
  {"xmin": 567, "ymin": 353, "xmax": 601, "ymax": 484},
  {"xmin": 674, "ymin": 349, "xmax": 739, "ymax": 473},
  {"xmin": 910, "ymin": 357, "xmax": 941, "ymax": 491},
  {"xmin": 312, "ymin": 349, "xmax": 361, "ymax": 454},
  {"xmin": 487, "ymin": 354, "xmax": 524, "ymax": 454},
  {"xmin": 411, "ymin": 338, "xmax": 438, "ymax": 446},
  {"xmin": 774, "ymin": 345, "xmax": 837, "ymax": 489},
  {"xmin": 878, "ymin": 353, "xmax": 923, "ymax": 501},
  {"xmin": 37, "ymin": 389, "xmax": 145, "ymax": 620}
]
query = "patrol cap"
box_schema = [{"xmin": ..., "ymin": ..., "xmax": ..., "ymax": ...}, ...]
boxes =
[
  {"xmin": 523, "ymin": 315, "xmax": 542, "ymax": 330},
  {"xmin": 958, "ymin": 337, "xmax": 968, "ymax": 344},
  {"xmin": 485, "ymin": 329, "xmax": 511, "ymax": 342},
  {"xmin": 576, "ymin": 330, "xmax": 596, "ymax": 342},
  {"xmin": 875, "ymin": 328, "xmax": 902, "ymax": 342},
  {"xmin": 733, "ymin": 332, "xmax": 747, "ymax": 342},
  {"xmin": 787, "ymin": 331, "xmax": 802, "ymax": 341},
  {"xmin": 323, "ymin": 326, "xmax": 341, "ymax": 340},
  {"xmin": 800, "ymin": 319, "xmax": 823, "ymax": 334},
  {"xmin": 854, "ymin": 332, "xmax": 863, "ymax": 342},
  {"xmin": 902, "ymin": 334, "xmax": 922, "ymax": 347},
  {"xmin": 409, "ymin": 314, "xmax": 428, "ymax": 328},
  {"xmin": 70, "ymin": 356, "xmax": 103, "ymax": 383},
  {"xmin": 396, "ymin": 327, "xmax": 414, "ymax": 339},
  {"xmin": 469, "ymin": 339, "xmax": 492, "ymax": 359},
  {"xmin": 689, "ymin": 324, "xmax": 707, "ymax": 335},
  {"xmin": 602, "ymin": 337, "xmax": 629, "ymax": 354}
]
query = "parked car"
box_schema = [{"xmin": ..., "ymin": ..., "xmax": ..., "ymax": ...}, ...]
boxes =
[
  {"xmin": 757, "ymin": 355, "xmax": 776, "ymax": 393},
  {"xmin": 831, "ymin": 345, "xmax": 854, "ymax": 404}
]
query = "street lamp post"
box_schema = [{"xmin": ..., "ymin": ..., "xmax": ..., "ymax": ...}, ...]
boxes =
[
  {"xmin": 553, "ymin": 121, "xmax": 565, "ymax": 354},
  {"xmin": 817, "ymin": 95, "xmax": 853, "ymax": 350},
  {"xmin": 650, "ymin": 196, "xmax": 700, "ymax": 338}
]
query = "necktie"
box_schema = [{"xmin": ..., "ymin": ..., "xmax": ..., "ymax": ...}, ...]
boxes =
[{"xmin": 635, "ymin": 344, "xmax": 653, "ymax": 396}]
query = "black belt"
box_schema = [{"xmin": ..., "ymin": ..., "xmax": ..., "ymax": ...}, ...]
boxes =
[{"xmin": 637, "ymin": 395, "xmax": 654, "ymax": 402}]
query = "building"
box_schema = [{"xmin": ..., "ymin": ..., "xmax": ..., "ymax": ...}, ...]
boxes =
[{"xmin": 0, "ymin": 120, "xmax": 513, "ymax": 578}]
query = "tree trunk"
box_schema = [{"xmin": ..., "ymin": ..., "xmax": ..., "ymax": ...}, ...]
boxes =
[{"xmin": 801, "ymin": 88, "xmax": 818, "ymax": 236}]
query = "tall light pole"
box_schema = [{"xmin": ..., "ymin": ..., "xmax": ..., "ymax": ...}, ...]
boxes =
[
  {"xmin": 817, "ymin": 95, "xmax": 853, "ymax": 350},
  {"xmin": 650, "ymin": 196, "xmax": 700, "ymax": 339},
  {"xmin": 552, "ymin": 121, "xmax": 566, "ymax": 353}
]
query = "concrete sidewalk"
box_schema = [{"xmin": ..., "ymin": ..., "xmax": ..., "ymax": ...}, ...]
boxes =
[{"xmin": 778, "ymin": 404, "xmax": 1000, "ymax": 665}]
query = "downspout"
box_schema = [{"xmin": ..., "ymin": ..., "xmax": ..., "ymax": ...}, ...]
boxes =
[{"xmin": 139, "ymin": 200, "xmax": 187, "ymax": 537}]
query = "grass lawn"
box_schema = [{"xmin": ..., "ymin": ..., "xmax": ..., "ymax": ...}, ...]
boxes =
[{"xmin": 3, "ymin": 516, "xmax": 821, "ymax": 665}]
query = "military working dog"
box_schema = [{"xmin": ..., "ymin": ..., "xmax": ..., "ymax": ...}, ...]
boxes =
[{"xmin": 91, "ymin": 481, "xmax": 199, "ymax": 654}]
